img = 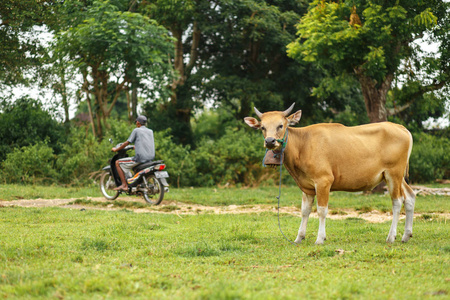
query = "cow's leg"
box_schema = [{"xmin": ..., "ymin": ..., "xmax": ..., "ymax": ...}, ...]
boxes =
[
  {"xmin": 401, "ymin": 179, "xmax": 415, "ymax": 243},
  {"xmin": 387, "ymin": 197, "xmax": 402, "ymax": 243},
  {"xmin": 316, "ymin": 205, "xmax": 328, "ymax": 245},
  {"xmin": 315, "ymin": 181, "xmax": 331, "ymax": 245},
  {"xmin": 294, "ymin": 193, "xmax": 315, "ymax": 243},
  {"xmin": 385, "ymin": 171, "xmax": 404, "ymax": 243}
]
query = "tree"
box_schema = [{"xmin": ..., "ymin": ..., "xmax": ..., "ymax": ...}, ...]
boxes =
[
  {"xmin": 0, "ymin": 0, "xmax": 58, "ymax": 86},
  {"xmin": 287, "ymin": 0, "xmax": 450, "ymax": 123},
  {"xmin": 144, "ymin": 0, "xmax": 344, "ymax": 144},
  {"xmin": 140, "ymin": 0, "xmax": 203, "ymax": 145},
  {"xmin": 56, "ymin": 0, "xmax": 174, "ymax": 138},
  {"xmin": 197, "ymin": 0, "xmax": 310, "ymax": 119}
]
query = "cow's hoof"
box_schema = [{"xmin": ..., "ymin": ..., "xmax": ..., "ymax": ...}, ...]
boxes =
[
  {"xmin": 386, "ymin": 235, "xmax": 396, "ymax": 243},
  {"xmin": 401, "ymin": 231, "xmax": 412, "ymax": 243},
  {"xmin": 294, "ymin": 236, "xmax": 305, "ymax": 244},
  {"xmin": 315, "ymin": 237, "xmax": 325, "ymax": 245}
]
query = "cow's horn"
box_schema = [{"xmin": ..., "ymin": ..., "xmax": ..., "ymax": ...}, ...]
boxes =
[
  {"xmin": 254, "ymin": 107, "xmax": 263, "ymax": 119},
  {"xmin": 282, "ymin": 103, "xmax": 295, "ymax": 117}
]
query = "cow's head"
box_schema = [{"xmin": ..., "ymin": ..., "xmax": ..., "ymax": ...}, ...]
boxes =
[{"xmin": 244, "ymin": 103, "xmax": 302, "ymax": 150}]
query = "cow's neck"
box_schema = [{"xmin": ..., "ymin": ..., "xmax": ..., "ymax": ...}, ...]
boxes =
[{"xmin": 282, "ymin": 127, "xmax": 307, "ymax": 181}]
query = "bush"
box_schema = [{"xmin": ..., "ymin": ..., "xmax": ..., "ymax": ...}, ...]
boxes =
[
  {"xmin": 409, "ymin": 132, "xmax": 450, "ymax": 183},
  {"xmin": 0, "ymin": 97, "xmax": 66, "ymax": 161},
  {"xmin": 55, "ymin": 126, "xmax": 111, "ymax": 184},
  {"xmin": 0, "ymin": 142, "xmax": 57, "ymax": 184},
  {"xmin": 54, "ymin": 121, "xmax": 136, "ymax": 185},
  {"xmin": 154, "ymin": 129, "xmax": 194, "ymax": 188},
  {"xmin": 181, "ymin": 128, "xmax": 285, "ymax": 187}
]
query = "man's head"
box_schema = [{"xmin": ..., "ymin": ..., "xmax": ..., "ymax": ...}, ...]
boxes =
[{"xmin": 136, "ymin": 115, "xmax": 147, "ymax": 126}]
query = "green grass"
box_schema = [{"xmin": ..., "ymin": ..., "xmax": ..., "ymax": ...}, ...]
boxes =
[
  {"xmin": 0, "ymin": 206, "xmax": 448, "ymax": 299},
  {"xmin": 0, "ymin": 184, "xmax": 102, "ymax": 201}
]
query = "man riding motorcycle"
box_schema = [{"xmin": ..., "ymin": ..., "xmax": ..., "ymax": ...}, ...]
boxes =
[{"xmin": 111, "ymin": 115, "xmax": 155, "ymax": 191}]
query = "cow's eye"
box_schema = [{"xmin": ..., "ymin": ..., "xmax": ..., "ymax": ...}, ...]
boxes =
[
  {"xmin": 278, "ymin": 125, "xmax": 283, "ymax": 130},
  {"xmin": 261, "ymin": 126, "xmax": 266, "ymax": 131}
]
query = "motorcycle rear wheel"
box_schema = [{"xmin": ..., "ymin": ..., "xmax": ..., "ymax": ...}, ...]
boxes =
[
  {"xmin": 100, "ymin": 172, "xmax": 120, "ymax": 200},
  {"xmin": 142, "ymin": 176, "xmax": 164, "ymax": 205}
]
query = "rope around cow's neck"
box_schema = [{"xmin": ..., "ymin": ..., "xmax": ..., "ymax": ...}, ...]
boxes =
[{"xmin": 274, "ymin": 129, "xmax": 298, "ymax": 246}]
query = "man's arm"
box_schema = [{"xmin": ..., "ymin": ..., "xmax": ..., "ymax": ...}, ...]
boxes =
[{"xmin": 112, "ymin": 141, "xmax": 130, "ymax": 152}]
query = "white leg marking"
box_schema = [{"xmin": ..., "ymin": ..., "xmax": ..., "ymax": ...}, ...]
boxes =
[
  {"xmin": 295, "ymin": 193, "xmax": 314, "ymax": 244},
  {"xmin": 387, "ymin": 198, "xmax": 402, "ymax": 243},
  {"xmin": 402, "ymin": 184, "xmax": 416, "ymax": 243},
  {"xmin": 315, "ymin": 206, "xmax": 328, "ymax": 245}
]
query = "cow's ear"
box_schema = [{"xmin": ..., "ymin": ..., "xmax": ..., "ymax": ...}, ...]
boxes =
[
  {"xmin": 244, "ymin": 117, "xmax": 261, "ymax": 129},
  {"xmin": 287, "ymin": 110, "xmax": 302, "ymax": 126}
]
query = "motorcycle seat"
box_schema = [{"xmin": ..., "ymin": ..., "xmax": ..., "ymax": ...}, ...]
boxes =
[{"xmin": 133, "ymin": 160, "xmax": 164, "ymax": 172}]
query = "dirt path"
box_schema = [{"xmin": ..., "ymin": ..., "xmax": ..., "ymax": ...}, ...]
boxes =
[{"xmin": 1, "ymin": 197, "xmax": 448, "ymax": 223}]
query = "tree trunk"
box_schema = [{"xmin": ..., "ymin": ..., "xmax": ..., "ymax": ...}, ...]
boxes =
[
  {"xmin": 357, "ymin": 73, "xmax": 393, "ymax": 123},
  {"xmin": 82, "ymin": 71, "xmax": 96, "ymax": 138},
  {"xmin": 168, "ymin": 24, "xmax": 201, "ymax": 145},
  {"xmin": 95, "ymin": 104, "xmax": 103, "ymax": 138},
  {"xmin": 171, "ymin": 28, "xmax": 185, "ymax": 91},
  {"xmin": 132, "ymin": 85, "xmax": 138, "ymax": 119},
  {"xmin": 126, "ymin": 89, "xmax": 132, "ymax": 122},
  {"xmin": 59, "ymin": 65, "xmax": 70, "ymax": 124},
  {"xmin": 85, "ymin": 92, "xmax": 96, "ymax": 138}
]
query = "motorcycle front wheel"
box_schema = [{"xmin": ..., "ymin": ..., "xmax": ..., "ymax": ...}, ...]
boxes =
[
  {"xmin": 100, "ymin": 172, "xmax": 120, "ymax": 200},
  {"xmin": 142, "ymin": 176, "xmax": 164, "ymax": 205}
]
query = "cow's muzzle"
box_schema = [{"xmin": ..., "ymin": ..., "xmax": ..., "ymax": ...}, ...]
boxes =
[{"xmin": 265, "ymin": 137, "xmax": 278, "ymax": 149}]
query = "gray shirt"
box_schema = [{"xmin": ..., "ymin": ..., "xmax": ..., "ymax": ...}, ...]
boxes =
[{"xmin": 127, "ymin": 126, "xmax": 155, "ymax": 163}]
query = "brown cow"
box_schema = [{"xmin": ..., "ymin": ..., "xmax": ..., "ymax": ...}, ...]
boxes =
[{"xmin": 244, "ymin": 104, "xmax": 415, "ymax": 244}]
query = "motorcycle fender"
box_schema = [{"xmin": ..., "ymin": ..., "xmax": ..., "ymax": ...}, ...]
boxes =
[
  {"xmin": 159, "ymin": 177, "xmax": 169, "ymax": 187},
  {"xmin": 128, "ymin": 167, "xmax": 152, "ymax": 185}
]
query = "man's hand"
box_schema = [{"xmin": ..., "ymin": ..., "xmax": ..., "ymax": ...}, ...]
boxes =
[{"xmin": 111, "ymin": 147, "xmax": 117, "ymax": 152}]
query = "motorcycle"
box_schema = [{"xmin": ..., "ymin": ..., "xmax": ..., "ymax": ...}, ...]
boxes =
[{"xmin": 100, "ymin": 139, "xmax": 169, "ymax": 205}]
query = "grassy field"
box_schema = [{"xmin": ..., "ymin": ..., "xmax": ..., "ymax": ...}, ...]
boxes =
[{"xmin": 0, "ymin": 185, "xmax": 449, "ymax": 299}]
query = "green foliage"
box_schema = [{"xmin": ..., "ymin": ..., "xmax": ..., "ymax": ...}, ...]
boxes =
[
  {"xmin": 58, "ymin": 0, "xmax": 174, "ymax": 91},
  {"xmin": 288, "ymin": 0, "xmax": 449, "ymax": 124},
  {"xmin": 188, "ymin": 129, "xmax": 262, "ymax": 186},
  {"xmin": 1, "ymin": 114, "xmax": 448, "ymax": 186},
  {"xmin": 153, "ymin": 126, "xmax": 275, "ymax": 187},
  {"xmin": 0, "ymin": 97, "xmax": 66, "ymax": 161},
  {"xmin": 1, "ymin": 142, "xmax": 57, "ymax": 184},
  {"xmin": 154, "ymin": 129, "xmax": 193, "ymax": 188},
  {"xmin": 55, "ymin": 126, "xmax": 111, "ymax": 185},
  {"xmin": 329, "ymin": 105, "xmax": 370, "ymax": 126},
  {"xmin": 55, "ymin": 0, "xmax": 175, "ymax": 138},
  {"xmin": 196, "ymin": 0, "xmax": 318, "ymax": 119},
  {"xmin": 410, "ymin": 132, "xmax": 450, "ymax": 182},
  {"xmin": 0, "ymin": 0, "xmax": 58, "ymax": 85}
]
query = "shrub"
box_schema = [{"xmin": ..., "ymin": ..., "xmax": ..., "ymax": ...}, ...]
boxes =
[
  {"xmin": 55, "ymin": 125, "xmax": 118, "ymax": 184},
  {"xmin": 154, "ymin": 129, "xmax": 194, "ymax": 188},
  {"xmin": 0, "ymin": 97, "xmax": 66, "ymax": 161},
  {"xmin": 184, "ymin": 128, "xmax": 283, "ymax": 187},
  {"xmin": 0, "ymin": 142, "xmax": 57, "ymax": 184},
  {"xmin": 409, "ymin": 132, "xmax": 450, "ymax": 183}
]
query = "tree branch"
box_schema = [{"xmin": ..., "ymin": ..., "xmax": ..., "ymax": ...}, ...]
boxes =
[
  {"xmin": 388, "ymin": 80, "xmax": 448, "ymax": 116},
  {"xmin": 185, "ymin": 21, "xmax": 200, "ymax": 76},
  {"xmin": 107, "ymin": 78, "xmax": 128, "ymax": 116}
]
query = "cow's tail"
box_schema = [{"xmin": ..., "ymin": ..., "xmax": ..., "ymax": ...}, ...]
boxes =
[{"xmin": 404, "ymin": 129, "xmax": 413, "ymax": 184}]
